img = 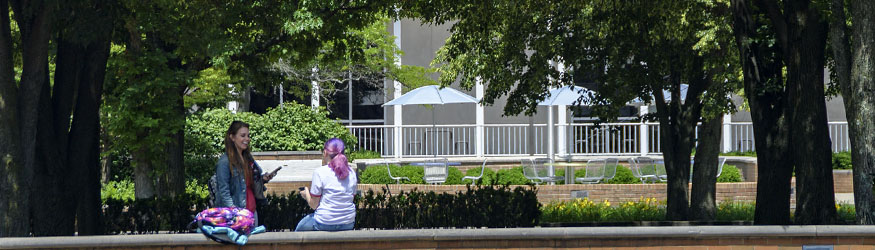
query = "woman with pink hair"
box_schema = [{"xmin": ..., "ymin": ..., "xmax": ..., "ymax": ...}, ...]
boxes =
[{"xmin": 295, "ymin": 138, "xmax": 357, "ymax": 231}]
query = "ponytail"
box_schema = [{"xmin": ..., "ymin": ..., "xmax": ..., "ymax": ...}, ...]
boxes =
[
  {"xmin": 328, "ymin": 153, "xmax": 349, "ymax": 180},
  {"xmin": 323, "ymin": 138, "xmax": 349, "ymax": 179}
]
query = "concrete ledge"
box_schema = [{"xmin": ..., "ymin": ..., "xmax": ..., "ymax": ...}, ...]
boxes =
[
  {"xmin": 252, "ymin": 151, "xmax": 322, "ymax": 160},
  {"xmin": 4, "ymin": 226, "xmax": 875, "ymax": 249}
]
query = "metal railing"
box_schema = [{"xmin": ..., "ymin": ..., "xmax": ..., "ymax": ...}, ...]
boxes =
[{"xmin": 346, "ymin": 122, "xmax": 851, "ymax": 158}]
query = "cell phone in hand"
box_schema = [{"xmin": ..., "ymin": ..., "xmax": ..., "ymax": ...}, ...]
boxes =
[
  {"xmin": 270, "ymin": 166, "xmax": 282, "ymax": 176},
  {"xmin": 298, "ymin": 187, "xmax": 306, "ymax": 191}
]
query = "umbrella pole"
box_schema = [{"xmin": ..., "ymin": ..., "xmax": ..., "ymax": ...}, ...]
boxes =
[{"xmin": 433, "ymin": 108, "xmax": 437, "ymax": 158}]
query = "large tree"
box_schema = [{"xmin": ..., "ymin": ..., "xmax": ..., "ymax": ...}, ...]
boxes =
[
  {"xmin": 405, "ymin": 0, "xmax": 737, "ymax": 220},
  {"xmin": 731, "ymin": 0, "xmax": 837, "ymax": 224},
  {"xmin": 730, "ymin": 0, "xmax": 794, "ymax": 225},
  {"xmin": 1, "ymin": 0, "xmax": 116, "ymax": 236},
  {"xmin": 103, "ymin": 0, "xmax": 398, "ymax": 199},
  {"xmin": 829, "ymin": 0, "xmax": 875, "ymax": 224}
]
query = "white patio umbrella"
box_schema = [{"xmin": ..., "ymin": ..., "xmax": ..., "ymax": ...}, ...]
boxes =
[
  {"xmin": 383, "ymin": 85, "xmax": 479, "ymax": 157},
  {"xmin": 537, "ymin": 85, "xmax": 595, "ymax": 164}
]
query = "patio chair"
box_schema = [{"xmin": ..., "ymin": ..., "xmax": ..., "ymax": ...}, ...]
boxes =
[
  {"xmin": 629, "ymin": 157, "xmax": 659, "ymax": 184},
  {"xmin": 603, "ymin": 158, "xmax": 620, "ymax": 181},
  {"xmin": 715, "ymin": 157, "xmax": 727, "ymax": 178},
  {"xmin": 688, "ymin": 157, "xmax": 727, "ymax": 181},
  {"xmin": 422, "ymin": 158, "xmax": 449, "ymax": 184},
  {"xmin": 385, "ymin": 162, "xmax": 410, "ymax": 184},
  {"xmin": 521, "ymin": 158, "xmax": 562, "ymax": 184},
  {"xmin": 462, "ymin": 159, "xmax": 488, "ymax": 184},
  {"xmin": 576, "ymin": 159, "xmax": 607, "ymax": 184}
]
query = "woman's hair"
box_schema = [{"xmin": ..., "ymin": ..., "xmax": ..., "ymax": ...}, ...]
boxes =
[
  {"xmin": 224, "ymin": 120, "xmax": 253, "ymax": 181},
  {"xmin": 324, "ymin": 138, "xmax": 349, "ymax": 179}
]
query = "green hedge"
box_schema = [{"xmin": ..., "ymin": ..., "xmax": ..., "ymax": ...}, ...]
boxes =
[
  {"xmin": 361, "ymin": 164, "xmax": 742, "ymax": 185},
  {"xmin": 101, "ymin": 185, "xmax": 540, "ymax": 233},
  {"xmin": 184, "ymin": 103, "xmax": 356, "ymax": 183}
]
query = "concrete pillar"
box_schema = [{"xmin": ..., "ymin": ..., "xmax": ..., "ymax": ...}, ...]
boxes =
[
  {"xmin": 475, "ymin": 77, "xmax": 484, "ymax": 157},
  {"xmin": 722, "ymin": 113, "xmax": 732, "ymax": 153},
  {"xmin": 392, "ymin": 20, "xmax": 403, "ymax": 158},
  {"xmin": 639, "ymin": 105, "xmax": 649, "ymax": 156}
]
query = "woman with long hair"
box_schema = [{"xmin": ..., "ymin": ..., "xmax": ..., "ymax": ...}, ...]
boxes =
[
  {"xmin": 295, "ymin": 138, "xmax": 357, "ymax": 231},
  {"xmin": 215, "ymin": 121, "xmax": 276, "ymax": 219}
]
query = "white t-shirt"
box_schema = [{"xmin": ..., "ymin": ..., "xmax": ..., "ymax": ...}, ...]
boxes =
[{"xmin": 309, "ymin": 165, "xmax": 357, "ymax": 225}]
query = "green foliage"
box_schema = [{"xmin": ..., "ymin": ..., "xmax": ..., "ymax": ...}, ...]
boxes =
[
  {"xmin": 360, "ymin": 164, "xmax": 424, "ymax": 184},
  {"xmin": 496, "ymin": 167, "xmax": 531, "ymax": 185},
  {"xmin": 348, "ymin": 150, "xmax": 381, "ymax": 161},
  {"xmin": 101, "ymin": 180, "xmax": 209, "ymax": 203},
  {"xmin": 602, "ymin": 166, "xmax": 640, "ymax": 184},
  {"xmin": 833, "ymin": 151, "xmax": 853, "ymax": 170},
  {"xmin": 101, "ymin": 180, "xmax": 135, "ymax": 203},
  {"xmin": 184, "ymin": 103, "xmax": 356, "ymax": 183},
  {"xmin": 717, "ymin": 164, "xmax": 743, "ymax": 182},
  {"xmin": 720, "ymin": 151, "xmax": 757, "ymax": 157},
  {"xmin": 102, "ymin": 185, "xmax": 540, "ymax": 232},
  {"xmin": 837, "ymin": 203, "xmax": 856, "ymax": 222},
  {"xmin": 541, "ymin": 198, "xmax": 665, "ymax": 223},
  {"xmin": 186, "ymin": 104, "xmax": 355, "ymax": 153},
  {"xmin": 464, "ymin": 168, "xmax": 498, "ymax": 185},
  {"xmin": 445, "ymin": 167, "xmax": 465, "ymax": 185},
  {"xmin": 715, "ymin": 201, "xmax": 755, "ymax": 221},
  {"xmin": 357, "ymin": 185, "xmax": 540, "ymax": 229}
]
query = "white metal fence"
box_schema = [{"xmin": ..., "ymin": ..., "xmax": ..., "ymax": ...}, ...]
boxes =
[{"xmin": 346, "ymin": 122, "xmax": 851, "ymax": 158}]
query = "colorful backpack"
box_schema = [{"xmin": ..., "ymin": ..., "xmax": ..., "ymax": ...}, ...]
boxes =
[{"xmin": 192, "ymin": 207, "xmax": 265, "ymax": 245}]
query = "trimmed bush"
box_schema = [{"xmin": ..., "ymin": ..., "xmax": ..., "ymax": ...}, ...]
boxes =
[
  {"xmin": 717, "ymin": 164, "xmax": 743, "ymax": 182},
  {"xmin": 102, "ymin": 185, "xmax": 540, "ymax": 233},
  {"xmin": 602, "ymin": 166, "xmax": 640, "ymax": 184},
  {"xmin": 463, "ymin": 168, "xmax": 498, "ymax": 185},
  {"xmin": 496, "ymin": 167, "xmax": 531, "ymax": 185},
  {"xmin": 833, "ymin": 151, "xmax": 852, "ymax": 170}
]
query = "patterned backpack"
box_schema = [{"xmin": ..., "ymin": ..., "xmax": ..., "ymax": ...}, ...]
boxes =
[{"xmin": 192, "ymin": 207, "xmax": 265, "ymax": 245}]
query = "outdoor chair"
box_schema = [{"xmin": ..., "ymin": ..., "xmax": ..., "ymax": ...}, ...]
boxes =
[
  {"xmin": 576, "ymin": 159, "xmax": 607, "ymax": 184},
  {"xmin": 688, "ymin": 156, "xmax": 728, "ymax": 181},
  {"xmin": 715, "ymin": 157, "xmax": 727, "ymax": 178},
  {"xmin": 603, "ymin": 158, "xmax": 620, "ymax": 181},
  {"xmin": 629, "ymin": 157, "xmax": 659, "ymax": 184},
  {"xmin": 385, "ymin": 162, "xmax": 410, "ymax": 184},
  {"xmin": 462, "ymin": 159, "xmax": 488, "ymax": 184},
  {"xmin": 521, "ymin": 158, "xmax": 562, "ymax": 184},
  {"xmin": 422, "ymin": 158, "xmax": 449, "ymax": 184}
]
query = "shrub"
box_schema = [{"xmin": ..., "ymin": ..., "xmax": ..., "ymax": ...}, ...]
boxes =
[
  {"xmin": 833, "ymin": 151, "xmax": 852, "ymax": 170},
  {"xmin": 715, "ymin": 200, "xmax": 754, "ymax": 221},
  {"xmin": 602, "ymin": 166, "xmax": 640, "ymax": 184},
  {"xmin": 357, "ymin": 185, "xmax": 540, "ymax": 229},
  {"xmin": 103, "ymin": 185, "xmax": 540, "ymax": 233},
  {"xmin": 495, "ymin": 167, "xmax": 531, "ymax": 185},
  {"xmin": 184, "ymin": 103, "xmax": 357, "ymax": 184},
  {"xmin": 720, "ymin": 151, "xmax": 757, "ymax": 157},
  {"xmin": 540, "ymin": 198, "xmax": 664, "ymax": 223},
  {"xmin": 717, "ymin": 164, "xmax": 743, "ymax": 182},
  {"xmin": 348, "ymin": 150, "xmax": 381, "ymax": 161},
  {"xmin": 362, "ymin": 164, "xmax": 471, "ymax": 185},
  {"xmin": 463, "ymin": 167, "xmax": 498, "ymax": 185}
]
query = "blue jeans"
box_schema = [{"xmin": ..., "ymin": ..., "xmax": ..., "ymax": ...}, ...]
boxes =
[{"xmin": 295, "ymin": 214, "xmax": 354, "ymax": 232}]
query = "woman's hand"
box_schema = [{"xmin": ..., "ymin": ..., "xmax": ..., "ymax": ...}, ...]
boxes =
[
  {"xmin": 263, "ymin": 172, "xmax": 276, "ymax": 182},
  {"xmin": 299, "ymin": 187, "xmax": 310, "ymax": 199}
]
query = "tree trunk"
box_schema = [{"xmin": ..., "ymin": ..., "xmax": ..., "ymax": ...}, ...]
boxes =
[
  {"xmin": 779, "ymin": 0, "xmax": 837, "ymax": 225},
  {"xmin": 689, "ymin": 115, "xmax": 722, "ymax": 221},
  {"xmin": 31, "ymin": 65, "xmax": 74, "ymax": 236},
  {"xmin": 731, "ymin": 0, "xmax": 793, "ymax": 225},
  {"xmin": 68, "ymin": 38, "xmax": 110, "ymax": 235},
  {"xmin": 829, "ymin": 0, "xmax": 875, "ymax": 225},
  {"xmin": 0, "ymin": 0, "xmax": 26, "ymax": 237},
  {"xmin": 133, "ymin": 147, "xmax": 157, "ymax": 199},
  {"xmin": 6, "ymin": 0, "xmax": 54, "ymax": 237}
]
